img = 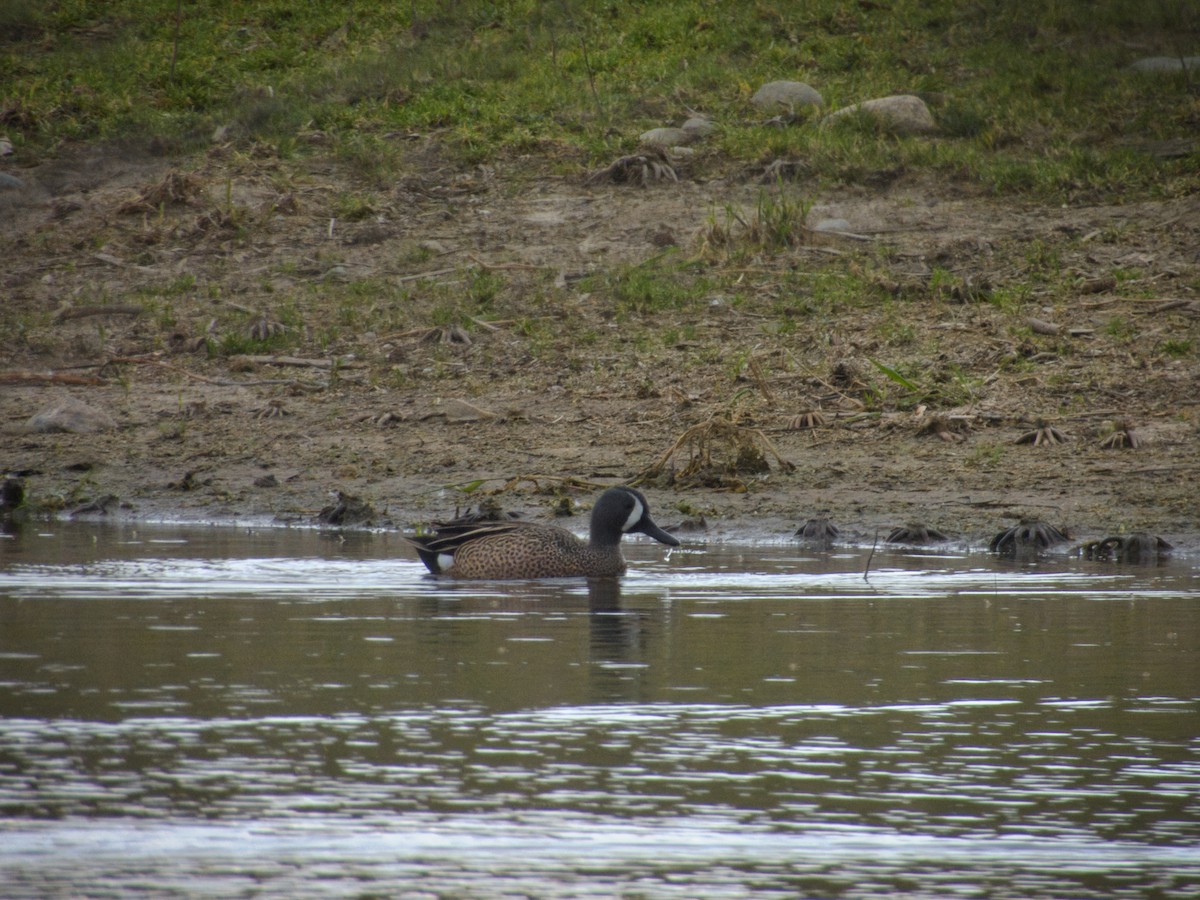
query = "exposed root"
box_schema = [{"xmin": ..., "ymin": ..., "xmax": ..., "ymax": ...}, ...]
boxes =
[
  {"xmin": 636, "ymin": 409, "xmax": 794, "ymax": 489},
  {"xmin": 586, "ymin": 147, "xmax": 679, "ymax": 187},
  {"xmin": 829, "ymin": 357, "xmax": 872, "ymax": 393},
  {"xmin": 118, "ymin": 170, "xmax": 203, "ymax": 214},
  {"xmin": 784, "ymin": 409, "xmax": 827, "ymax": 430},
  {"xmin": 886, "ymin": 523, "xmax": 951, "ymax": 545},
  {"xmin": 758, "ymin": 158, "xmax": 810, "ymax": 182},
  {"xmin": 795, "ymin": 514, "xmax": 839, "ymax": 546},
  {"xmin": 356, "ymin": 410, "xmax": 405, "ymax": 427},
  {"xmin": 253, "ymin": 399, "xmax": 289, "ymax": 419},
  {"xmin": 421, "ymin": 325, "xmax": 473, "ymax": 345},
  {"xmin": 917, "ymin": 413, "xmax": 968, "ymax": 443},
  {"xmin": 317, "ymin": 491, "xmax": 377, "ymax": 527},
  {"xmin": 246, "ymin": 316, "xmax": 287, "ymax": 342},
  {"xmin": 1098, "ymin": 420, "xmax": 1142, "ymax": 450},
  {"xmin": 1015, "ymin": 419, "xmax": 1068, "ymax": 446},
  {"xmin": 1081, "ymin": 533, "xmax": 1171, "ymax": 564},
  {"xmin": 989, "ymin": 521, "xmax": 1069, "ymax": 556}
]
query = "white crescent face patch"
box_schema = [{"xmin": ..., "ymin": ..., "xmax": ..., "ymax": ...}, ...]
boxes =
[{"xmin": 621, "ymin": 497, "xmax": 644, "ymax": 533}]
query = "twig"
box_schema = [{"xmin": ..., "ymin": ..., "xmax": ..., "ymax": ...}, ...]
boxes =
[
  {"xmin": 53, "ymin": 304, "xmax": 143, "ymax": 323},
  {"xmin": 577, "ymin": 24, "xmax": 603, "ymax": 121},
  {"xmin": 391, "ymin": 267, "xmax": 458, "ymax": 284},
  {"xmin": 229, "ymin": 355, "xmax": 367, "ymax": 369},
  {"xmin": 466, "ymin": 255, "xmax": 544, "ymax": 271},
  {"xmin": 169, "ymin": 0, "xmax": 183, "ymax": 79},
  {"xmin": 1140, "ymin": 299, "xmax": 1195, "ymax": 315},
  {"xmin": 747, "ymin": 355, "xmax": 776, "ymax": 404},
  {"xmin": 0, "ymin": 370, "xmax": 107, "ymax": 386},
  {"xmin": 101, "ymin": 355, "xmax": 325, "ymax": 389},
  {"xmin": 864, "ymin": 529, "xmax": 879, "ymax": 582}
]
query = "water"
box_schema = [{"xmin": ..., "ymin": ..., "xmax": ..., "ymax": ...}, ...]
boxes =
[{"xmin": 1, "ymin": 522, "xmax": 1197, "ymax": 898}]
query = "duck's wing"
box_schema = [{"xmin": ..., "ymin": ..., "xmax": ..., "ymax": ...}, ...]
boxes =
[
  {"xmin": 412, "ymin": 519, "xmax": 528, "ymax": 550},
  {"xmin": 405, "ymin": 518, "xmax": 537, "ymax": 574}
]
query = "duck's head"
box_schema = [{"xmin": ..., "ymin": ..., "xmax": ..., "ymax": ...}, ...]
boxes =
[{"xmin": 592, "ymin": 486, "xmax": 681, "ymax": 548}]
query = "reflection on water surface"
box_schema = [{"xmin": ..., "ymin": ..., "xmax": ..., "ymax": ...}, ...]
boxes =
[{"xmin": 1, "ymin": 522, "xmax": 1197, "ymax": 898}]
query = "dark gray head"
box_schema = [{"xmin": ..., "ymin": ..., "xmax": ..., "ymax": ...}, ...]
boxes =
[{"xmin": 591, "ymin": 486, "xmax": 680, "ymax": 548}]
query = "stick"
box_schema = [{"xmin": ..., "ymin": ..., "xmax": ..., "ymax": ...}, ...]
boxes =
[
  {"xmin": 0, "ymin": 370, "xmax": 108, "ymax": 386},
  {"xmin": 229, "ymin": 355, "xmax": 367, "ymax": 369},
  {"xmin": 863, "ymin": 529, "xmax": 879, "ymax": 582},
  {"xmin": 53, "ymin": 305, "xmax": 143, "ymax": 323}
]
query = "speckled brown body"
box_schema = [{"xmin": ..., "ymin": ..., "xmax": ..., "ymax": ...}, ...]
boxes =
[
  {"xmin": 446, "ymin": 525, "xmax": 627, "ymax": 579},
  {"xmin": 407, "ymin": 486, "xmax": 680, "ymax": 580}
]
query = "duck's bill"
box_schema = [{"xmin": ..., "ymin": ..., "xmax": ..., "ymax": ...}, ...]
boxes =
[{"xmin": 637, "ymin": 519, "xmax": 681, "ymax": 547}]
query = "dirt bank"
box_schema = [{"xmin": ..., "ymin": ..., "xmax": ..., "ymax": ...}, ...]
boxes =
[{"xmin": 2, "ymin": 143, "xmax": 1198, "ymax": 548}]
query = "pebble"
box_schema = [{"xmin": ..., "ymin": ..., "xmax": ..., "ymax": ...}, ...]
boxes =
[
  {"xmin": 639, "ymin": 116, "xmax": 716, "ymax": 148},
  {"xmin": 812, "ymin": 218, "xmax": 852, "ymax": 233},
  {"xmin": 27, "ymin": 397, "xmax": 117, "ymax": 434},
  {"xmin": 1126, "ymin": 56, "xmax": 1200, "ymax": 74},
  {"xmin": 823, "ymin": 94, "xmax": 937, "ymax": 135},
  {"xmin": 751, "ymin": 81, "xmax": 825, "ymax": 111},
  {"xmin": 681, "ymin": 116, "xmax": 716, "ymax": 138},
  {"xmin": 0, "ymin": 171, "xmax": 24, "ymax": 190},
  {"xmin": 639, "ymin": 126, "xmax": 693, "ymax": 147}
]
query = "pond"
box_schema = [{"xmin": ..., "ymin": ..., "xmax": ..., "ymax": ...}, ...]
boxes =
[{"xmin": 1, "ymin": 522, "xmax": 1197, "ymax": 898}]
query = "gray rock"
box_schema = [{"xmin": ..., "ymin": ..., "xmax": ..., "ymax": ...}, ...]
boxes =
[
  {"xmin": 812, "ymin": 218, "xmax": 852, "ymax": 233},
  {"xmin": 681, "ymin": 116, "xmax": 716, "ymax": 138},
  {"xmin": 0, "ymin": 172, "xmax": 23, "ymax": 190},
  {"xmin": 1126, "ymin": 56, "xmax": 1200, "ymax": 74},
  {"xmin": 27, "ymin": 397, "xmax": 117, "ymax": 434},
  {"xmin": 751, "ymin": 81, "xmax": 824, "ymax": 111},
  {"xmin": 639, "ymin": 126, "xmax": 693, "ymax": 147},
  {"xmin": 824, "ymin": 94, "xmax": 937, "ymax": 136}
]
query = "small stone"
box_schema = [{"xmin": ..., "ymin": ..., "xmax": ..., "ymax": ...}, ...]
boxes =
[
  {"xmin": 681, "ymin": 116, "xmax": 716, "ymax": 138},
  {"xmin": 639, "ymin": 127, "xmax": 693, "ymax": 147},
  {"xmin": 824, "ymin": 95, "xmax": 937, "ymax": 136},
  {"xmin": 440, "ymin": 398, "xmax": 496, "ymax": 423},
  {"xmin": 0, "ymin": 171, "xmax": 23, "ymax": 190},
  {"xmin": 418, "ymin": 239, "xmax": 449, "ymax": 255},
  {"xmin": 1126, "ymin": 56, "xmax": 1200, "ymax": 74},
  {"xmin": 751, "ymin": 81, "xmax": 825, "ymax": 111},
  {"xmin": 27, "ymin": 397, "xmax": 116, "ymax": 434},
  {"xmin": 812, "ymin": 218, "xmax": 852, "ymax": 233}
]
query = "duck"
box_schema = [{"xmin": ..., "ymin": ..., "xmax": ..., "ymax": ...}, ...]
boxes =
[{"xmin": 406, "ymin": 486, "xmax": 680, "ymax": 579}]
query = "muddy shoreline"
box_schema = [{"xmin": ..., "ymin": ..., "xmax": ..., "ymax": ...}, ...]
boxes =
[{"xmin": 3, "ymin": 150, "xmax": 1198, "ymax": 552}]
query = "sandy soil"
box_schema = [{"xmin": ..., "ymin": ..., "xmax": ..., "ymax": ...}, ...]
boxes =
[{"xmin": 2, "ymin": 141, "xmax": 1198, "ymax": 549}]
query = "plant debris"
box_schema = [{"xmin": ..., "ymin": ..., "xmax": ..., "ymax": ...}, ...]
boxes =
[
  {"xmin": 795, "ymin": 514, "xmax": 839, "ymax": 546},
  {"xmin": 917, "ymin": 414, "xmax": 968, "ymax": 443},
  {"xmin": 1015, "ymin": 420, "xmax": 1068, "ymax": 446},
  {"xmin": 886, "ymin": 523, "xmax": 951, "ymax": 544},
  {"xmin": 989, "ymin": 521, "xmax": 1070, "ymax": 556},
  {"xmin": 118, "ymin": 170, "xmax": 203, "ymax": 214},
  {"xmin": 637, "ymin": 408, "xmax": 794, "ymax": 489},
  {"xmin": 784, "ymin": 409, "xmax": 827, "ymax": 430},
  {"xmin": 1081, "ymin": 532, "xmax": 1171, "ymax": 563},
  {"xmin": 586, "ymin": 148, "xmax": 678, "ymax": 187},
  {"xmin": 1098, "ymin": 420, "xmax": 1142, "ymax": 450}
]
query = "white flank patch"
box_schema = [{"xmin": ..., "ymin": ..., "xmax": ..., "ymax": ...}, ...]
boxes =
[
  {"xmin": 436, "ymin": 553, "xmax": 456, "ymax": 573},
  {"xmin": 621, "ymin": 498, "xmax": 644, "ymax": 532}
]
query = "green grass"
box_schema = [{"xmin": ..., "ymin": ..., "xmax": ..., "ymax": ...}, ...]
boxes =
[
  {"xmin": 1160, "ymin": 338, "xmax": 1193, "ymax": 358},
  {"xmin": 2, "ymin": 0, "xmax": 1196, "ymax": 200},
  {"xmin": 584, "ymin": 254, "xmax": 707, "ymax": 317}
]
